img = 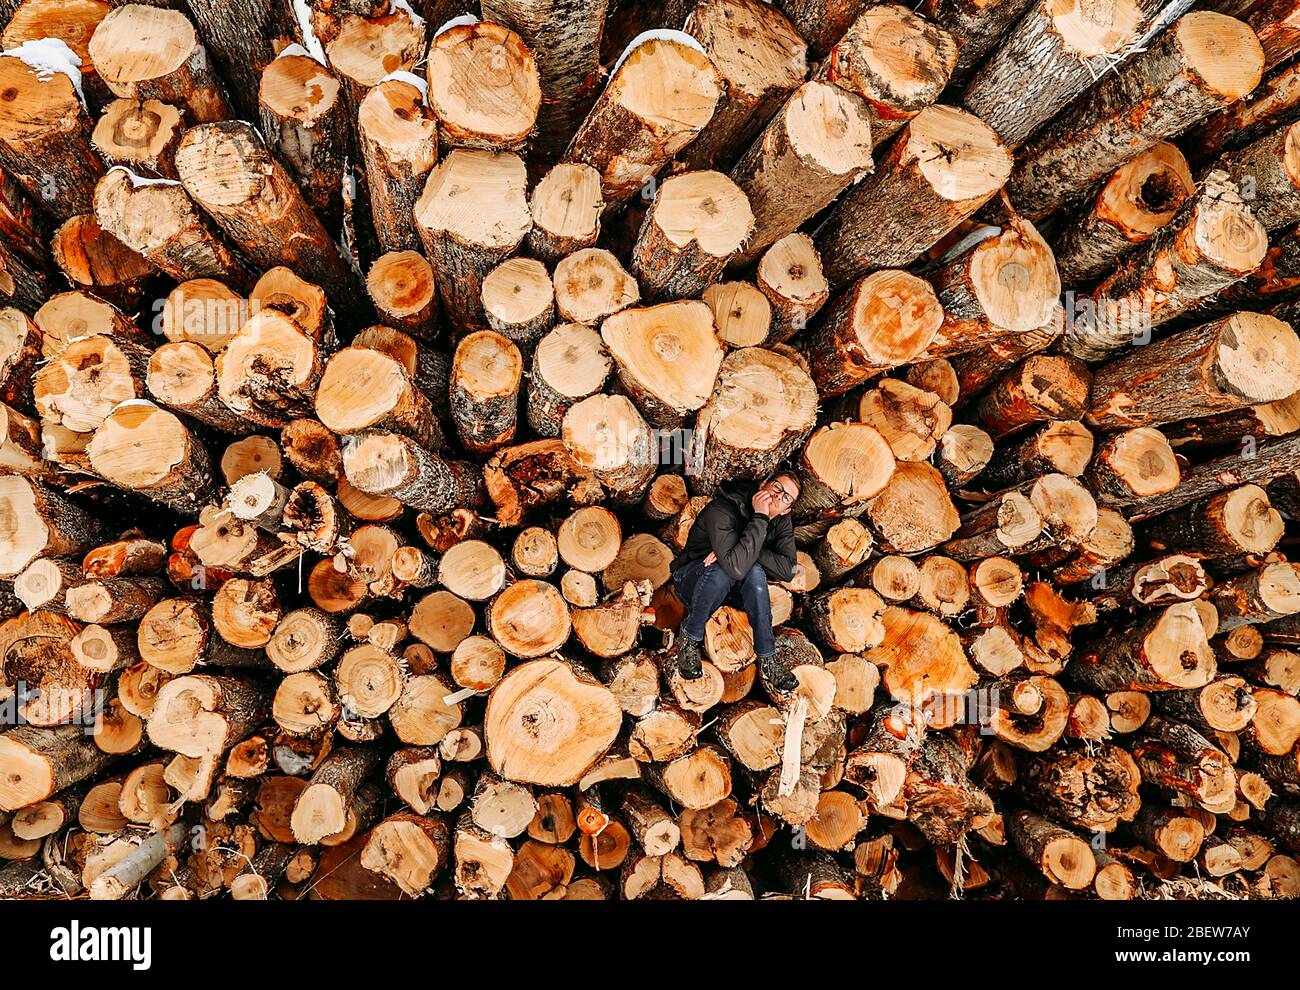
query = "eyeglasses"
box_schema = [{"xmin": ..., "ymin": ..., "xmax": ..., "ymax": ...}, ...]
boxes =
[{"xmin": 768, "ymin": 481, "xmax": 796, "ymax": 505}]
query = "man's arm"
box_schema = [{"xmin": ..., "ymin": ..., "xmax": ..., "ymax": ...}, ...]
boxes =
[
  {"xmin": 703, "ymin": 504, "xmax": 770, "ymax": 581},
  {"xmin": 758, "ymin": 513, "xmax": 797, "ymax": 582}
]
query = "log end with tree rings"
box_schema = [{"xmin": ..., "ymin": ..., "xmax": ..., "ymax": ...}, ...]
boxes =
[
  {"xmin": 1054, "ymin": 142, "xmax": 1195, "ymax": 284},
  {"xmin": 1088, "ymin": 427, "xmax": 1180, "ymax": 499},
  {"xmin": 867, "ymin": 461, "xmax": 960, "ymax": 554},
  {"xmin": 425, "ymin": 20, "xmax": 541, "ymax": 153},
  {"xmin": 484, "ymin": 658, "xmax": 622, "ymax": 787},
  {"xmin": 326, "ymin": 8, "xmax": 424, "ymax": 90},
  {"xmin": 951, "ymin": 218, "xmax": 1060, "ymax": 344},
  {"xmin": 528, "ymin": 162, "xmax": 603, "ymax": 261},
  {"xmin": 600, "ymin": 301, "xmax": 725, "ymax": 429},
  {"xmin": 512, "ymin": 526, "xmax": 559, "ymax": 579},
  {"xmin": 92, "ymin": 97, "xmax": 184, "ymax": 175},
  {"xmin": 702, "ymin": 281, "xmax": 772, "ymax": 348},
  {"xmin": 553, "ymin": 248, "xmax": 640, "ymax": 326},
  {"xmin": 692, "ymin": 346, "xmax": 817, "ymax": 492},
  {"xmin": 566, "ymin": 35, "xmax": 722, "ymax": 203},
  {"xmin": 808, "ymin": 270, "xmax": 944, "ymax": 396},
  {"xmin": 487, "ymin": 579, "xmax": 572, "ymax": 659},
  {"xmin": 438, "ymin": 540, "xmax": 507, "ymax": 603},
  {"xmin": 260, "ymin": 51, "xmax": 341, "ymax": 145},
  {"xmin": 413, "ymin": 149, "xmax": 531, "ymax": 304},
  {"xmin": 757, "ymin": 232, "xmax": 829, "ymax": 342},
  {"xmin": 557, "ymin": 506, "xmax": 622, "ymax": 574},
  {"xmin": 632, "ymin": 169, "xmax": 754, "ymax": 300},
  {"xmin": 409, "ymin": 589, "xmax": 476, "ymax": 653},
  {"xmin": 1175, "ymin": 12, "xmax": 1265, "ymax": 105},
  {"xmin": 793, "ymin": 421, "xmax": 896, "ymax": 516},
  {"xmin": 527, "ymin": 321, "xmax": 612, "ymax": 437},
  {"xmin": 316, "ymin": 345, "xmax": 426, "ymax": 440},
  {"xmin": 481, "ymin": 256, "xmax": 554, "ymax": 347},
  {"xmin": 822, "ymin": 2, "xmax": 959, "ymax": 139},
  {"xmin": 909, "ymin": 104, "xmax": 1013, "ymax": 202},
  {"xmin": 88, "ymin": 4, "xmax": 228, "ymax": 121},
  {"xmin": 451, "ymin": 330, "xmax": 523, "ymax": 454},
  {"xmin": 216, "ymin": 311, "xmax": 321, "ymax": 426},
  {"xmin": 87, "ymin": 401, "xmax": 211, "ymax": 510},
  {"xmin": 1211, "ymin": 313, "xmax": 1300, "ymax": 405},
  {"xmin": 366, "ymin": 251, "xmax": 436, "ymax": 333},
  {"xmin": 249, "ymin": 268, "xmax": 329, "ymax": 342}
]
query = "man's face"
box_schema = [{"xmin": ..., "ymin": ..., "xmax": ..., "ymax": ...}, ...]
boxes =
[{"xmin": 760, "ymin": 476, "xmax": 798, "ymax": 516}]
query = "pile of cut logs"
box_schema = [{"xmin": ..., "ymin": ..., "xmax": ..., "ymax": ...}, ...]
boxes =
[{"xmin": 1, "ymin": 0, "xmax": 1300, "ymax": 902}]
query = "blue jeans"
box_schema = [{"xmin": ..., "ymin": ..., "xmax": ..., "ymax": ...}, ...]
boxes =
[{"xmin": 673, "ymin": 559, "xmax": 776, "ymax": 658}]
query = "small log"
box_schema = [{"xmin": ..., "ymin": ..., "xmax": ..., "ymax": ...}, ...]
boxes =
[
  {"xmin": 526, "ymin": 322, "xmax": 612, "ymax": 438},
  {"xmin": 677, "ymin": 0, "xmax": 807, "ymax": 170},
  {"xmin": 600, "ymin": 301, "xmax": 724, "ymax": 429},
  {"xmin": 0, "ymin": 476, "xmax": 106, "ymax": 578},
  {"xmin": 1068, "ymin": 601, "xmax": 1217, "ymax": 693},
  {"xmin": 974, "ymin": 354, "xmax": 1092, "ymax": 441},
  {"xmin": 86, "ymin": 401, "xmax": 214, "ymax": 511},
  {"xmin": 366, "ymin": 251, "xmax": 436, "ymax": 338},
  {"xmin": 0, "ymin": 39, "xmax": 104, "ymax": 219},
  {"xmin": 548, "ymin": 259, "xmax": 643, "ymax": 346},
  {"xmin": 479, "ymin": 0, "xmax": 609, "ymax": 160},
  {"xmin": 690, "ymin": 347, "xmax": 817, "ymax": 493},
  {"xmin": 1085, "ymin": 312, "xmax": 1300, "ymax": 430},
  {"xmin": 482, "ymin": 257, "xmax": 555, "ymax": 348},
  {"xmin": 258, "ymin": 51, "xmax": 346, "ymax": 222},
  {"xmin": 215, "ymin": 311, "xmax": 323, "ymax": 429},
  {"xmin": 146, "ymin": 674, "xmax": 269, "ymax": 759},
  {"xmin": 526, "ymin": 162, "xmax": 603, "ymax": 263},
  {"xmin": 923, "ymin": 217, "xmax": 1061, "ymax": 359},
  {"xmin": 175, "ymin": 122, "xmax": 357, "ymax": 305},
  {"xmin": 450, "ymin": 330, "xmax": 523, "ymax": 454},
  {"xmin": 88, "ymin": 5, "xmax": 230, "ymax": 120},
  {"xmin": 1145, "ymin": 485, "xmax": 1283, "ymax": 560}
]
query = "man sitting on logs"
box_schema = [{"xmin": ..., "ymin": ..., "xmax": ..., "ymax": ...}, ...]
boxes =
[{"xmin": 671, "ymin": 473, "xmax": 800, "ymax": 690}]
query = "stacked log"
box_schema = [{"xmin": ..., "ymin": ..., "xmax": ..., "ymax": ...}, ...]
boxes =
[{"xmin": 0, "ymin": 0, "xmax": 1299, "ymax": 907}]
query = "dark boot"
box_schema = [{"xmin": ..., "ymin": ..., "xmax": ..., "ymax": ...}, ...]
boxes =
[
  {"xmin": 760, "ymin": 654, "xmax": 797, "ymax": 694},
  {"xmin": 676, "ymin": 636, "xmax": 704, "ymax": 680}
]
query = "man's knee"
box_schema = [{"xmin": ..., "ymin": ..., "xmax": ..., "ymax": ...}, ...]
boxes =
[{"xmin": 741, "ymin": 563, "xmax": 767, "ymax": 589}]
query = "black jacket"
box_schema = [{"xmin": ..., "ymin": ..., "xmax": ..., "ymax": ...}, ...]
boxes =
[{"xmin": 673, "ymin": 480, "xmax": 797, "ymax": 583}]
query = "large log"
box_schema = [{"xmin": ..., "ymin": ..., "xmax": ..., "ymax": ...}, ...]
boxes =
[
  {"xmin": 1006, "ymin": 13, "xmax": 1265, "ymax": 219},
  {"xmin": 815, "ymin": 105, "xmax": 1012, "ymax": 287}
]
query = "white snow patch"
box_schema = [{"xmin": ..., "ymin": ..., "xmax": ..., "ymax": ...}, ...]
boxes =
[
  {"xmin": 938, "ymin": 225, "xmax": 1001, "ymax": 262},
  {"xmin": 0, "ymin": 39, "xmax": 85, "ymax": 104},
  {"xmin": 379, "ymin": 70, "xmax": 428, "ymax": 101},
  {"xmin": 434, "ymin": 14, "xmax": 480, "ymax": 39},
  {"xmin": 274, "ymin": 43, "xmax": 318, "ymax": 62},
  {"xmin": 611, "ymin": 30, "xmax": 707, "ymax": 76},
  {"xmin": 108, "ymin": 165, "xmax": 181, "ymax": 189},
  {"xmin": 291, "ymin": 0, "xmax": 329, "ymax": 65}
]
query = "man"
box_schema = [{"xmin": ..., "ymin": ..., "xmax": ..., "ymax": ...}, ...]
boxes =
[{"xmin": 670, "ymin": 472, "xmax": 801, "ymax": 691}]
